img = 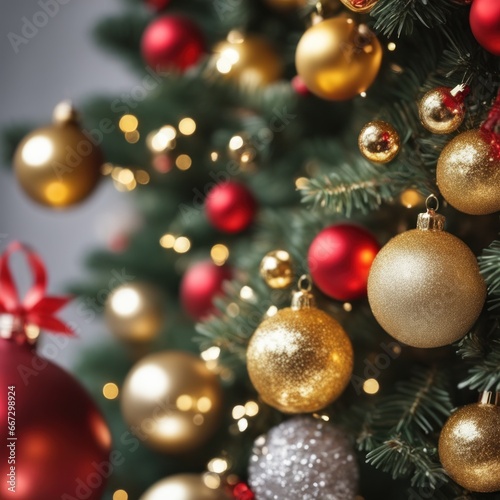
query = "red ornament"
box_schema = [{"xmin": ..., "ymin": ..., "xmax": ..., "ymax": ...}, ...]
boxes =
[
  {"xmin": 0, "ymin": 242, "xmax": 110, "ymax": 499},
  {"xmin": 308, "ymin": 224, "xmax": 380, "ymax": 301},
  {"xmin": 205, "ymin": 181, "xmax": 257, "ymax": 233},
  {"xmin": 0, "ymin": 342, "xmax": 111, "ymax": 499},
  {"xmin": 470, "ymin": 0, "xmax": 500, "ymax": 55},
  {"xmin": 141, "ymin": 16, "xmax": 205, "ymax": 72},
  {"xmin": 145, "ymin": 0, "xmax": 172, "ymax": 11},
  {"xmin": 233, "ymin": 482, "xmax": 255, "ymax": 500},
  {"xmin": 180, "ymin": 261, "xmax": 232, "ymax": 320},
  {"xmin": 291, "ymin": 75, "xmax": 310, "ymax": 96}
]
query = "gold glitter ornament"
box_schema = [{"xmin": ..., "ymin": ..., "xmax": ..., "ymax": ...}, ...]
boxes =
[
  {"xmin": 439, "ymin": 391, "xmax": 500, "ymax": 493},
  {"xmin": 419, "ymin": 85, "xmax": 468, "ymax": 134},
  {"xmin": 437, "ymin": 129, "xmax": 500, "ymax": 215},
  {"xmin": 367, "ymin": 195, "xmax": 486, "ymax": 348},
  {"xmin": 295, "ymin": 18, "xmax": 382, "ymax": 101},
  {"xmin": 259, "ymin": 250, "xmax": 294, "ymax": 289},
  {"xmin": 246, "ymin": 276, "xmax": 353, "ymax": 413},
  {"xmin": 358, "ymin": 120, "xmax": 400, "ymax": 163}
]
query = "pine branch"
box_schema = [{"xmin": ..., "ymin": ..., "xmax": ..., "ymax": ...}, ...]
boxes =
[
  {"xmin": 359, "ymin": 367, "xmax": 453, "ymax": 489},
  {"xmin": 372, "ymin": 0, "xmax": 452, "ymax": 37},
  {"xmin": 299, "ymin": 156, "xmax": 422, "ymax": 217}
]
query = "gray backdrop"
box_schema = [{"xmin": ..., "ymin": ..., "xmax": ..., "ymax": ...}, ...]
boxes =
[{"xmin": 0, "ymin": 1, "xmax": 140, "ymax": 367}]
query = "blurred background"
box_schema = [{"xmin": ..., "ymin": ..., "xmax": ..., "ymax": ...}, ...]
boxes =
[{"xmin": 0, "ymin": 0, "xmax": 138, "ymax": 367}]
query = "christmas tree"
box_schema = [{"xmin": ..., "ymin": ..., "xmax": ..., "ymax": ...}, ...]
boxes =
[{"xmin": 4, "ymin": 0, "xmax": 500, "ymax": 498}]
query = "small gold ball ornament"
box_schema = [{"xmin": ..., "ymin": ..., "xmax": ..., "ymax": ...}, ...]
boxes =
[
  {"xmin": 13, "ymin": 101, "xmax": 103, "ymax": 208},
  {"xmin": 105, "ymin": 282, "xmax": 166, "ymax": 343},
  {"xmin": 367, "ymin": 196, "xmax": 486, "ymax": 348},
  {"xmin": 339, "ymin": 0, "xmax": 378, "ymax": 13},
  {"xmin": 121, "ymin": 351, "xmax": 223, "ymax": 453},
  {"xmin": 358, "ymin": 120, "xmax": 400, "ymax": 163},
  {"xmin": 419, "ymin": 85, "xmax": 468, "ymax": 134},
  {"xmin": 213, "ymin": 32, "xmax": 283, "ymax": 87},
  {"xmin": 437, "ymin": 129, "xmax": 500, "ymax": 215},
  {"xmin": 295, "ymin": 18, "xmax": 382, "ymax": 101},
  {"xmin": 140, "ymin": 474, "xmax": 229, "ymax": 500},
  {"xmin": 247, "ymin": 276, "xmax": 353, "ymax": 413},
  {"xmin": 439, "ymin": 391, "xmax": 500, "ymax": 493},
  {"xmin": 259, "ymin": 250, "xmax": 294, "ymax": 289}
]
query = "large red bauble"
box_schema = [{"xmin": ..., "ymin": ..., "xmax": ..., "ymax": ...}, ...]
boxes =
[
  {"xmin": 470, "ymin": 0, "xmax": 500, "ymax": 55},
  {"xmin": 180, "ymin": 261, "xmax": 232, "ymax": 320},
  {"xmin": 141, "ymin": 16, "xmax": 205, "ymax": 72},
  {"xmin": 308, "ymin": 224, "xmax": 380, "ymax": 301},
  {"xmin": 0, "ymin": 340, "xmax": 111, "ymax": 500},
  {"xmin": 205, "ymin": 182, "xmax": 257, "ymax": 234}
]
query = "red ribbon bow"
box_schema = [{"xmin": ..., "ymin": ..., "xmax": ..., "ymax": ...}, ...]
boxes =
[{"xmin": 0, "ymin": 241, "xmax": 74, "ymax": 336}]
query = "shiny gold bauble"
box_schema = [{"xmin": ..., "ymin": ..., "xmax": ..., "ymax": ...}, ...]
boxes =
[
  {"xmin": 105, "ymin": 282, "xmax": 166, "ymax": 343},
  {"xmin": 295, "ymin": 18, "xmax": 382, "ymax": 101},
  {"xmin": 121, "ymin": 351, "xmax": 223, "ymax": 453},
  {"xmin": 439, "ymin": 396, "xmax": 500, "ymax": 492},
  {"xmin": 339, "ymin": 0, "xmax": 378, "ymax": 13},
  {"xmin": 437, "ymin": 129, "xmax": 500, "ymax": 215},
  {"xmin": 264, "ymin": 0, "xmax": 307, "ymax": 10},
  {"xmin": 368, "ymin": 229, "xmax": 486, "ymax": 348},
  {"xmin": 213, "ymin": 34, "xmax": 283, "ymax": 86},
  {"xmin": 419, "ymin": 87, "xmax": 466, "ymax": 134},
  {"xmin": 247, "ymin": 298, "xmax": 353, "ymax": 413},
  {"xmin": 13, "ymin": 101, "xmax": 102, "ymax": 208},
  {"xmin": 259, "ymin": 250, "xmax": 294, "ymax": 289},
  {"xmin": 358, "ymin": 120, "xmax": 400, "ymax": 163},
  {"xmin": 140, "ymin": 474, "xmax": 229, "ymax": 500}
]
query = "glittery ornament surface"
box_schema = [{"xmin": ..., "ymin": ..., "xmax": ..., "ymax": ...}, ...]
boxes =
[
  {"xmin": 439, "ymin": 403, "xmax": 500, "ymax": 492},
  {"xmin": 368, "ymin": 229, "xmax": 486, "ymax": 348},
  {"xmin": 437, "ymin": 129, "xmax": 500, "ymax": 215},
  {"xmin": 248, "ymin": 416, "xmax": 359, "ymax": 499},
  {"xmin": 247, "ymin": 307, "xmax": 353, "ymax": 413}
]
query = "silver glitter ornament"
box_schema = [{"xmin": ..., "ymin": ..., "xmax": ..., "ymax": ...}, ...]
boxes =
[{"xmin": 248, "ymin": 416, "xmax": 359, "ymax": 500}]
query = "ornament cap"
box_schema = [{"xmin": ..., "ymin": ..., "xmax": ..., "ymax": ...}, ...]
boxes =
[
  {"xmin": 416, "ymin": 195, "xmax": 446, "ymax": 231},
  {"xmin": 291, "ymin": 275, "xmax": 316, "ymax": 310},
  {"xmin": 478, "ymin": 390, "xmax": 500, "ymax": 406},
  {"xmin": 53, "ymin": 100, "xmax": 79, "ymax": 124}
]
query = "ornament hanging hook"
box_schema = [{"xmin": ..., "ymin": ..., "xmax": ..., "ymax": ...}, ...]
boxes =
[
  {"xmin": 425, "ymin": 194, "xmax": 439, "ymax": 212},
  {"xmin": 298, "ymin": 274, "xmax": 313, "ymax": 292}
]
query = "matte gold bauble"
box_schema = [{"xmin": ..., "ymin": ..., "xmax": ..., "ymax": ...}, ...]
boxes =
[
  {"xmin": 13, "ymin": 101, "xmax": 103, "ymax": 208},
  {"xmin": 368, "ymin": 199, "xmax": 486, "ymax": 348},
  {"xmin": 418, "ymin": 86, "xmax": 467, "ymax": 134},
  {"xmin": 121, "ymin": 351, "xmax": 223, "ymax": 453},
  {"xmin": 140, "ymin": 474, "xmax": 229, "ymax": 500},
  {"xmin": 295, "ymin": 18, "xmax": 382, "ymax": 101},
  {"xmin": 259, "ymin": 250, "xmax": 294, "ymax": 289},
  {"xmin": 213, "ymin": 33, "xmax": 283, "ymax": 86},
  {"xmin": 247, "ymin": 278, "xmax": 353, "ymax": 413},
  {"xmin": 105, "ymin": 282, "xmax": 166, "ymax": 343},
  {"xmin": 439, "ymin": 392, "xmax": 500, "ymax": 493},
  {"xmin": 358, "ymin": 120, "xmax": 400, "ymax": 163},
  {"xmin": 339, "ymin": 0, "xmax": 378, "ymax": 13},
  {"xmin": 437, "ymin": 129, "xmax": 500, "ymax": 215}
]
